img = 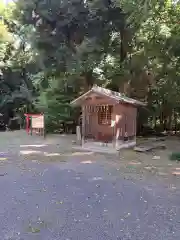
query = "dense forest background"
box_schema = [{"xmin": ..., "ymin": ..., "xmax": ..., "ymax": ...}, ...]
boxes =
[{"xmin": 0, "ymin": 0, "xmax": 180, "ymax": 134}]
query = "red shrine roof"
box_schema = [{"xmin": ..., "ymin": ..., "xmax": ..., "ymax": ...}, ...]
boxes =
[{"xmin": 71, "ymin": 86, "xmax": 146, "ymax": 107}]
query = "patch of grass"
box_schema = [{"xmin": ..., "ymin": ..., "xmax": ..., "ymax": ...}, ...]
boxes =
[
  {"xmin": 0, "ymin": 158, "xmax": 7, "ymax": 161},
  {"xmin": 28, "ymin": 226, "xmax": 41, "ymax": 233},
  {"xmin": 170, "ymin": 152, "xmax": 180, "ymax": 161}
]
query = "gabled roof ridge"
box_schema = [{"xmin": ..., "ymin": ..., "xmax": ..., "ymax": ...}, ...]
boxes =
[
  {"xmin": 91, "ymin": 86, "xmax": 146, "ymax": 106},
  {"xmin": 71, "ymin": 85, "xmax": 146, "ymax": 107}
]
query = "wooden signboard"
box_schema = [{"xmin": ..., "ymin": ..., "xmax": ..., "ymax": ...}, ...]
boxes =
[
  {"xmin": 30, "ymin": 114, "xmax": 45, "ymax": 137},
  {"xmin": 31, "ymin": 115, "xmax": 44, "ymax": 129}
]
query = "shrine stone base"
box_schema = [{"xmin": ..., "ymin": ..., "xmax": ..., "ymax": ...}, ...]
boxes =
[{"xmin": 73, "ymin": 139, "xmax": 136, "ymax": 154}]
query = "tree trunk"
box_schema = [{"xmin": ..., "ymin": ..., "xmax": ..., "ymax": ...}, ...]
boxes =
[
  {"xmin": 163, "ymin": 118, "xmax": 167, "ymax": 132},
  {"xmin": 174, "ymin": 112, "xmax": 178, "ymax": 134},
  {"xmin": 160, "ymin": 112, "xmax": 164, "ymax": 131},
  {"xmin": 83, "ymin": 70, "xmax": 94, "ymax": 92},
  {"xmin": 154, "ymin": 115, "xmax": 157, "ymax": 129},
  {"xmin": 167, "ymin": 111, "xmax": 173, "ymax": 131}
]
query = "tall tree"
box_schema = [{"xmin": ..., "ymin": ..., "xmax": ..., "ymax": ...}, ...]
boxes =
[
  {"xmin": 15, "ymin": 0, "xmax": 126, "ymax": 87},
  {"xmin": 11, "ymin": 0, "xmax": 180, "ymax": 133},
  {"xmin": 0, "ymin": 1, "xmax": 36, "ymax": 124}
]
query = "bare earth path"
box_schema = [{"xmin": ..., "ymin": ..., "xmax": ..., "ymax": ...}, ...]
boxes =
[{"xmin": 0, "ymin": 131, "xmax": 180, "ymax": 239}]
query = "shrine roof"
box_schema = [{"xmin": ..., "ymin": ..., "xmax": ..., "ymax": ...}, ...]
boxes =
[{"xmin": 71, "ymin": 86, "xmax": 146, "ymax": 107}]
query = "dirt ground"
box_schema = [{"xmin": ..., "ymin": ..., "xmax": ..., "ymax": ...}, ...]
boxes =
[
  {"xmin": 1, "ymin": 131, "xmax": 180, "ymax": 239},
  {"xmin": 1, "ymin": 131, "xmax": 180, "ymax": 186},
  {"xmin": 104, "ymin": 136, "xmax": 180, "ymax": 186}
]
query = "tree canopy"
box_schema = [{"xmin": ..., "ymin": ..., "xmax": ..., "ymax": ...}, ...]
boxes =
[{"xmin": 0, "ymin": 0, "xmax": 180, "ymax": 133}]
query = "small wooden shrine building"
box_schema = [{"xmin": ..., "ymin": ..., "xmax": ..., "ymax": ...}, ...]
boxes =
[{"xmin": 71, "ymin": 86, "xmax": 146, "ymax": 152}]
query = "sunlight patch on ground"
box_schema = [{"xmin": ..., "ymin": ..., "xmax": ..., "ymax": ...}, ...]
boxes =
[
  {"xmin": 20, "ymin": 144, "xmax": 47, "ymax": 148},
  {"xmin": 144, "ymin": 166, "xmax": 156, "ymax": 170},
  {"xmin": 20, "ymin": 150, "xmax": 42, "ymax": 155},
  {"xmin": 81, "ymin": 160, "xmax": 93, "ymax": 164},
  {"xmin": 53, "ymin": 152, "xmax": 94, "ymax": 157},
  {"xmin": 0, "ymin": 158, "xmax": 7, "ymax": 161},
  {"xmin": 71, "ymin": 152, "xmax": 94, "ymax": 156},
  {"xmin": 172, "ymin": 171, "xmax": 180, "ymax": 176},
  {"xmin": 92, "ymin": 177, "xmax": 103, "ymax": 181},
  {"xmin": 128, "ymin": 161, "xmax": 141, "ymax": 165},
  {"xmin": 172, "ymin": 168, "xmax": 180, "ymax": 176},
  {"xmin": 44, "ymin": 152, "xmax": 60, "ymax": 157}
]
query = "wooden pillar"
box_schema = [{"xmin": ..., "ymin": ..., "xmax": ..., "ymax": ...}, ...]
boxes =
[
  {"xmin": 82, "ymin": 106, "xmax": 85, "ymax": 145},
  {"xmin": 26, "ymin": 116, "xmax": 29, "ymax": 134},
  {"xmin": 133, "ymin": 118, "xmax": 136, "ymax": 142},
  {"xmin": 115, "ymin": 128, "xmax": 120, "ymax": 149},
  {"xmin": 112, "ymin": 105, "xmax": 116, "ymax": 148},
  {"xmin": 30, "ymin": 116, "xmax": 33, "ymax": 136},
  {"xmin": 42, "ymin": 114, "xmax": 45, "ymax": 138}
]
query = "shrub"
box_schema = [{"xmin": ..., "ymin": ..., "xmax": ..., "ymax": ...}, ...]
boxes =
[{"xmin": 170, "ymin": 152, "xmax": 180, "ymax": 161}]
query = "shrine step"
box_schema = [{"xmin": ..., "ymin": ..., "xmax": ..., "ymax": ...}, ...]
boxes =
[{"xmin": 73, "ymin": 145, "xmax": 117, "ymax": 154}]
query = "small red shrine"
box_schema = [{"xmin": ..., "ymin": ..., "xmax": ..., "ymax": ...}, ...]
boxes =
[{"xmin": 71, "ymin": 86, "xmax": 146, "ymax": 151}]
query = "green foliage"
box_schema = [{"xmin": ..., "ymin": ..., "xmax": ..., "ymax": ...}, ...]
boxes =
[
  {"xmin": 170, "ymin": 152, "xmax": 180, "ymax": 161},
  {"xmin": 14, "ymin": 0, "xmax": 126, "ymax": 82},
  {"xmin": 0, "ymin": 1, "xmax": 36, "ymax": 120},
  {"xmin": 35, "ymin": 76, "xmax": 77, "ymax": 132},
  {"xmin": 0, "ymin": 0, "xmax": 179, "ymax": 133}
]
